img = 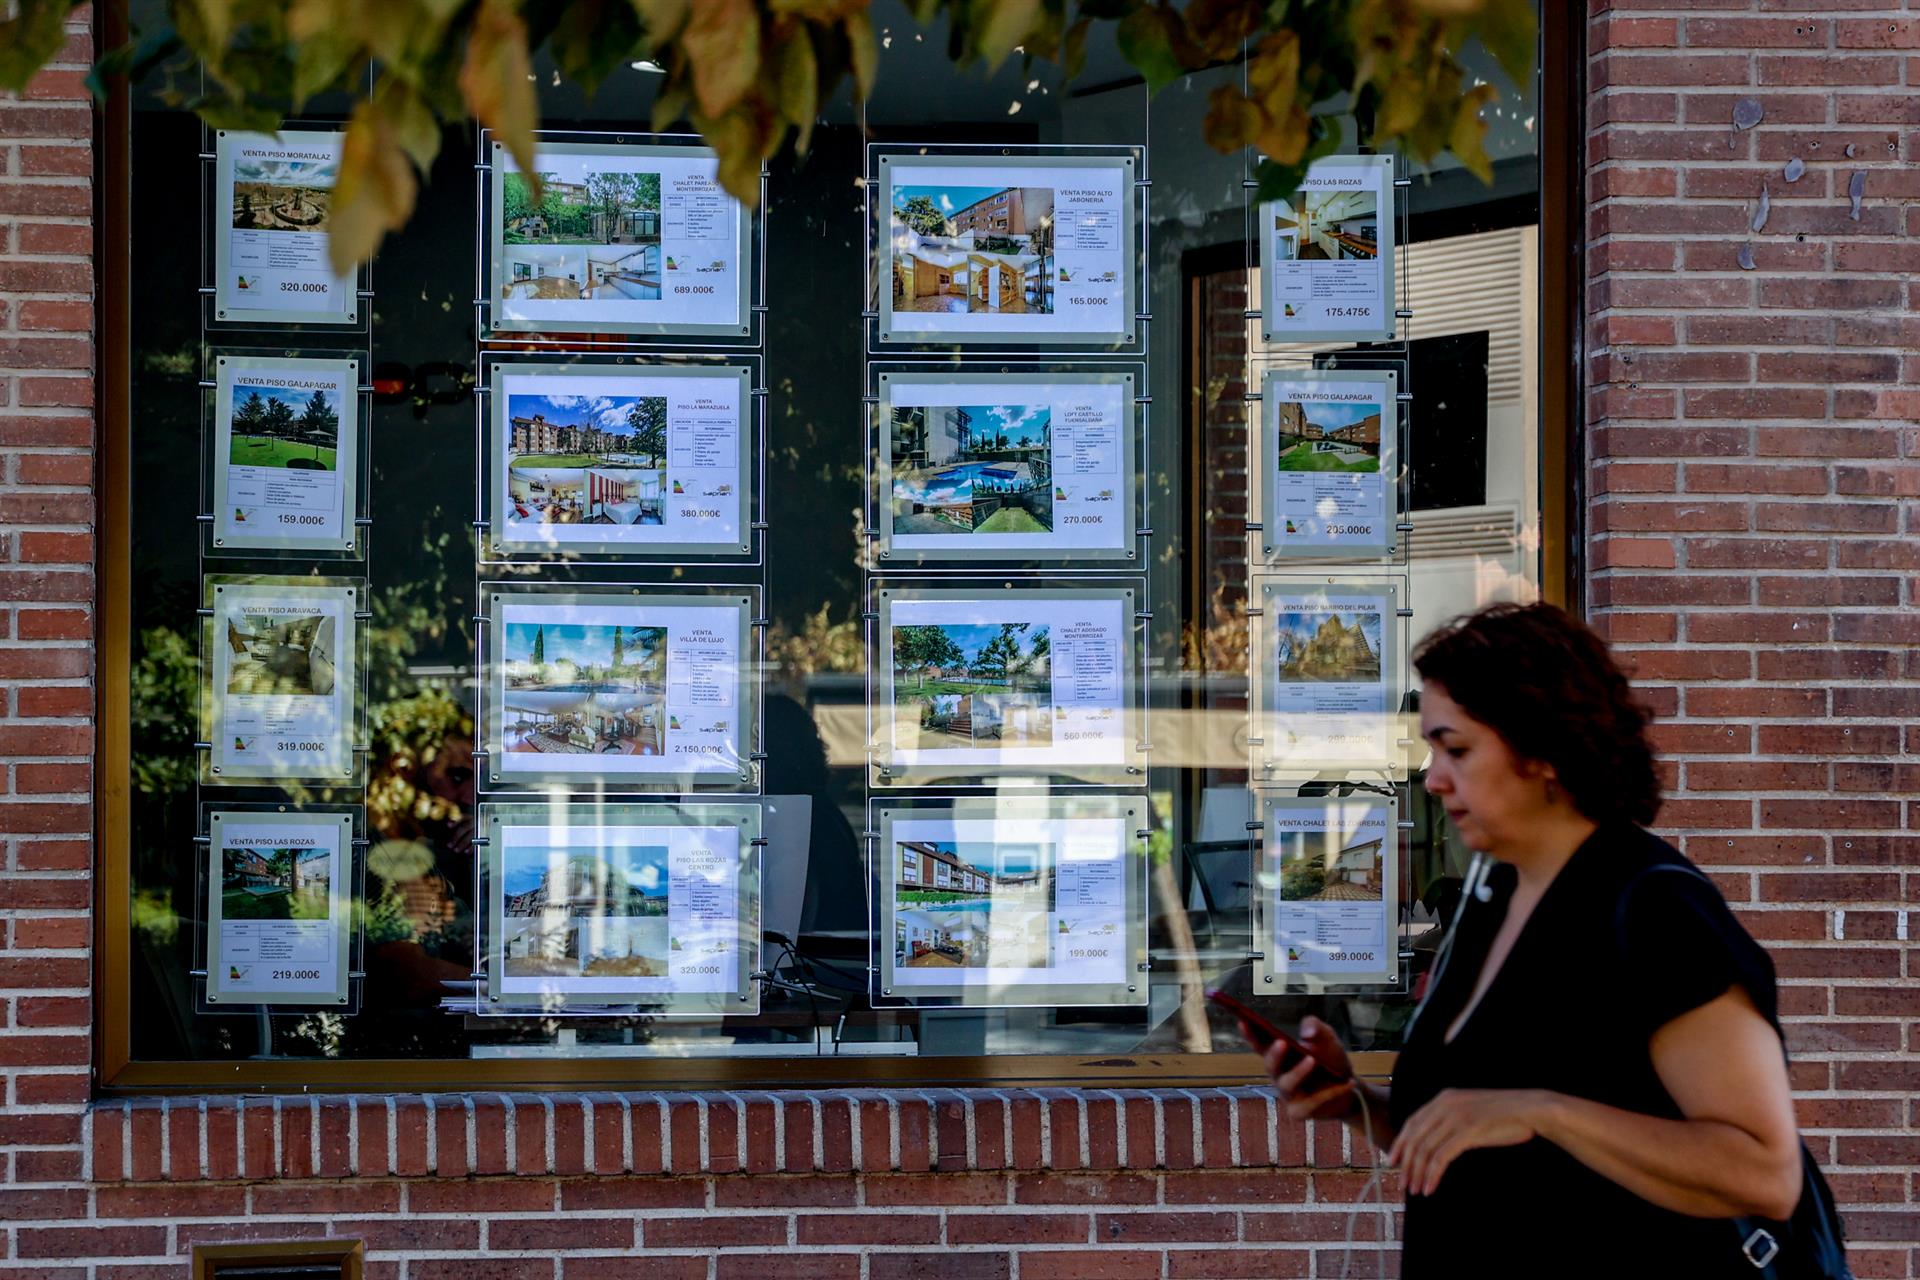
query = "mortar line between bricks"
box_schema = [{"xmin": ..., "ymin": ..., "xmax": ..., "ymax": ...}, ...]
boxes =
[
  {"xmin": 695, "ymin": 1093, "xmax": 709, "ymax": 1172},
  {"xmin": 722, "ymin": 1089, "xmax": 747, "ymax": 1170},
  {"xmin": 504, "ymin": 1091, "xmax": 519, "ymax": 1174},
  {"xmin": 806, "ymin": 1090, "xmax": 821, "ymax": 1174},
  {"xmin": 963, "ymin": 1091, "xmax": 976, "ymax": 1169},
  {"xmin": 618, "ymin": 1093, "xmax": 631, "ymax": 1175},
  {"xmin": 655, "ymin": 1095, "xmax": 671, "ymax": 1172},
  {"xmin": 580, "ymin": 1094, "xmax": 595, "ymax": 1174},
  {"xmin": 461, "ymin": 1094, "xmax": 475, "ymax": 1178},
  {"xmin": 198, "ymin": 1097, "xmax": 210, "ymax": 1180},
  {"xmin": 1037, "ymin": 1089, "xmax": 1051, "ymax": 1168},
  {"xmin": 1152, "ymin": 1092, "xmax": 1165, "ymax": 1169}
]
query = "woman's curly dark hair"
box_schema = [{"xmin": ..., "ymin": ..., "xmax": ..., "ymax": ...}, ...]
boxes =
[{"xmin": 1411, "ymin": 602, "xmax": 1661, "ymax": 826}]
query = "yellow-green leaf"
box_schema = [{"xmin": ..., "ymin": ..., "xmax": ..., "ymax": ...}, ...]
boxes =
[
  {"xmin": 377, "ymin": 75, "xmax": 442, "ymax": 173},
  {"xmin": 328, "ymin": 99, "xmax": 419, "ymax": 276},
  {"xmin": 651, "ymin": 81, "xmax": 691, "ymax": 132},
  {"xmin": 696, "ymin": 106, "xmax": 767, "ymax": 204},
  {"xmin": 632, "ymin": 0, "xmax": 691, "ymax": 41},
  {"xmin": 1247, "ymin": 29, "xmax": 1300, "ymax": 118},
  {"xmin": 1116, "ymin": 4, "xmax": 1189, "ymax": 93},
  {"xmin": 1184, "ymin": 0, "xmax": 1260, "ymax": 62},
  {"xmin": 777, "ymin": 27, "xmax": 819, "ymax": 153},
  {"xmin": 973, "ymin": 0, "xmax": 1040, "ymax": 69},
  {"xmin": 0, "ymin": 0, "xmax": 82, "ymax": 92},
  {"xmin": 1448, "ymin": 81, "xmax": 1496, "ymax": 181},
  {"xmin": 187, "ymin": 0, "xmax": 238, "ymax": 69},
  {"xmin": 290, "ymin": 32, "xmax": 360, "ymax": 110},
  {"xmin": 1200, "ymin": 84, "xmax": 1258, "ymax": 153},
  {"xmin": 459, "ymin": 0, "xmax": 540, "ymax": 187},
  {"xmin": 845, "ymin": 8, "xmax": 877, "ymax": 100},
  {"xmin": 1060, "ymin": 15, "xmax": 1090, "ymax": 81},
  {"xmin": 1254, "ymin": 102, "xmax": 1309, "ymax": 167},
  {"xmin": 682, "ymin": 0, "xmax": 760, "ymax": 119},
  {"xmin": 1377, "ymin": 66, "xmax": 1424, "ymax": 136}
]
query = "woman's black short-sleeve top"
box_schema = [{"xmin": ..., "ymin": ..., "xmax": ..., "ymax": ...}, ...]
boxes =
[{"xmin": 1388, "ymin": 822, "xmax": 1781, "ymax": 1277}]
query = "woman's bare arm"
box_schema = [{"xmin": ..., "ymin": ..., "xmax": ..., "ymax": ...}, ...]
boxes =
[{"xmin": 1391, "ymin": 987, "xmax": 1802, "ymax": 1218}]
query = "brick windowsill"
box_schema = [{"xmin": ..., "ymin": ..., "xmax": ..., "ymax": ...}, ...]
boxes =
[{"xmin": 86, "ymin": 1089, "xmax": 1361, "ymax": 1183}]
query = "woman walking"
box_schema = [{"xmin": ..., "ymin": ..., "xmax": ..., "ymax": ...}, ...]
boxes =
[{"xmin": 1254, "ymin": 603, "xmax": 1807, "ymax": 1275}]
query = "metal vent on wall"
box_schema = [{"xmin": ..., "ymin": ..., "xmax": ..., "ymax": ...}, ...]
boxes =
[{"xmin": 1407, "ymin": 503, "xmax": 1522, "ymax": 561}]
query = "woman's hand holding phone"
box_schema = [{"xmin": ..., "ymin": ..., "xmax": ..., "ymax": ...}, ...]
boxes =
[{"xmin": 1259, "ymin": 1016, "xmax": 1359, "ymax": 1122}]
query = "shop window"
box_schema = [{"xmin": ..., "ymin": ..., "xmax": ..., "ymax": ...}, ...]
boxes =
[{"xmin": 102, "ymin": 2, "xmax": 1566, "ymax": 1089}]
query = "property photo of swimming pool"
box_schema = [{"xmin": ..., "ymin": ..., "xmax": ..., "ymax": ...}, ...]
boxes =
[
  {"xmin": 1273, "ymin": 397, "xmax": 1383, "ymax": 473},
  {"xmin": 890, "ymin": 403, "xmax": 1053, "ymax": 535},
  {"xmin": 892, "ymin": 621, "xmax": 1052, "ymax": 750},
  {"xmin": 505, "ymin": 390, "xmax": 667, "ymax": 528}
]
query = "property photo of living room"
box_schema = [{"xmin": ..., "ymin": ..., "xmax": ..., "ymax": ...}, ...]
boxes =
[
  {"xmin": 890, "ymin": 403, "xmax": 1053, "ymax": 535},
  {"xmin": 225, "ymin": 612, "xmax": 337, "ymax": 697},
  {"xmin": 504, "ymin": 390, "xmax": 667, "ymax": 528},
  {"xmin": 890, "ymin": 182, "xmax": 1056, "ymax": 315},
  {"xmin": 892, "ymin": 621, "xmax": 1052, "ymax": 750},
  {"xmin": 501, "ymin": 621, "xmax": 668, "ymax": 757}
]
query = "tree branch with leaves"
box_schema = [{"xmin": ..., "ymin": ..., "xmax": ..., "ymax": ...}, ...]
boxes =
[{"xmin": 17, "ymin": 0, "xmax": 1532, "ymax": 275}]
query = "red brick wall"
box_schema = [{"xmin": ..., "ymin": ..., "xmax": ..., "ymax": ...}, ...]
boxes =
[
  {"xmin": 0, "ymin": 0, "xmax": 98, "ymax": 1218},
  {"xmin": 3, "ymin": 3, "xmax": 1917, "ymax": 1277},
  {"xmin": 56, "ymin": 1093, "xmax": 1389, "ymax": 1278},
  {"xmin": 1586, "ymin": 2, "xmax": 1918, "ymax": 1275}
]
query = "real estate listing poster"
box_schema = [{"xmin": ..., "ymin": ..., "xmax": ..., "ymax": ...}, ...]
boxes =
[
  {"xmin": 206, "ymin": 809, "xmax": 353, "ymax": 1007},
  {"xmin": 1260, "ymin": 155, "xmax": 1396, "ymax": 345},
  {"xmin": 879, "ymin": 153, "xmax": 1134, "ymax": 345},
  {"xmin": 878, "ymin": 799, "xmax": 1143, "ymax": 1006},
  {"xmin": 211, "ymin": 355, "xmax": 359, "ymax": 555},
  {"xmin": 1260, "ymin": 369, "xmax": 1397, "ymax": 560},
  {"xmin": 878, "ymin": 587, "xmax": 1136, "ymax": 783},
  {"xmin": 1260, "ymin": 796, "xmax": 1397, "ymax": 987},
  {"xmin": 486, "ymin": 591, "xmax": 752, "ymax": 790},
  {"xmin": 207, "ymin": 579, "xmax": 359, "ymax": 783},
  {"xmin": 485, "ymin": 804, "xmax": 757, "ymax": 1011},
  {"xmin": 878, "ymin": 372, "xmax": 1135, "ymax": 563},
  {"xmin": 1258, "ymin": 578, "xmax": 1397, "ymax": 771},
  {"xmin": 490, "ymin": 141, "xmax": 750, "ymax": 336},
  {"xmin": 213, "ymin": 130, "xmax": 358, "ymax": 325},
  {"xmin": 489, "ymin": 363, "xmax": 751, "ymax": 559}
]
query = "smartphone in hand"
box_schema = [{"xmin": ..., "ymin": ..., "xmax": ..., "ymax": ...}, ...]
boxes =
[{"xmin": 1205, "ymin": 989, "xmax": 1350, "ymax": 1088}]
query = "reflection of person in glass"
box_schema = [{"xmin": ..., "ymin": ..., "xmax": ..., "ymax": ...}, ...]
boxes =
[{"xmin": 1246, "ymin": 604, "xmax": 1807, "ymax": 1274}]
